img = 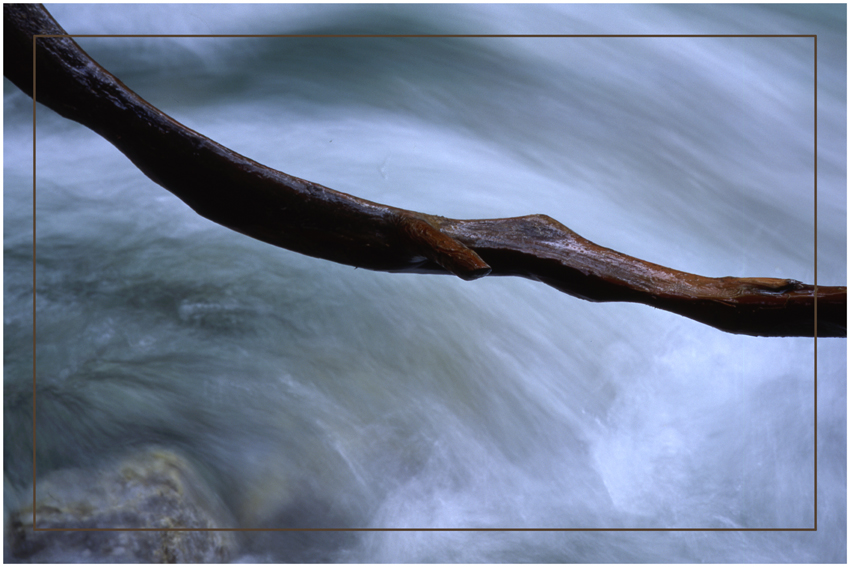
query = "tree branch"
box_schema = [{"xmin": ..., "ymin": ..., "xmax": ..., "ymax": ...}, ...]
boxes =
[{"xmin": 6, "ymin": 4, "xmax": 845, "ymax": 337}]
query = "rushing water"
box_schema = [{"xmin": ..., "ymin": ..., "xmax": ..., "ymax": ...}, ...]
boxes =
[{"xmin": 4, "ymin": 3, "xmax": 846, "ymax": 563}]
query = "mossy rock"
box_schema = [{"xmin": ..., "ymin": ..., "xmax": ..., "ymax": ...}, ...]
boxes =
[{"xmin": 8, "ymin": 447, "xmax": 237, "ymax": 563}]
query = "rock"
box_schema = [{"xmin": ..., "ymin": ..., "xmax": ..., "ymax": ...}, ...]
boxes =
[{"xmin": 7, "ymin": 447, "xmax": 237, "ymax": 563}]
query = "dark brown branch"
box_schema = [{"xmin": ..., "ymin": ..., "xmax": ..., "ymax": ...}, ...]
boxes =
[{"xmin": 5, "ymin": 4, "xmax": 845, "ymax": 337}]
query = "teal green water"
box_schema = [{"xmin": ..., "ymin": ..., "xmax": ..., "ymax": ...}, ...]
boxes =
[{"xmin": 4, "ymin": 3, "xmax": 846, "ymax": 562}]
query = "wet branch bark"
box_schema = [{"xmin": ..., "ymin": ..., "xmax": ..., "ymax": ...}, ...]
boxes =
[{"xmin": 5, "ymin": 4, "xmax": 845, "ymax": 337}]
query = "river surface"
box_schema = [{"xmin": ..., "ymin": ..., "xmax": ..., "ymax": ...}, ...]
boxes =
[{"xmin": 4, "ymin": 3, "xmax": 846, "ymax": 563}]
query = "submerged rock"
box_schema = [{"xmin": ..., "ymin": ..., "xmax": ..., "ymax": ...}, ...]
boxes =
[{"xmin": 8, "ymin": 447, "xmax": 237, "ymax": 563}]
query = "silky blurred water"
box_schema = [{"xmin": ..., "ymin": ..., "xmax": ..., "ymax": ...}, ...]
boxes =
[{"xmin": 4, "ymin": 3, "xmax": 846, "ymax": 563}]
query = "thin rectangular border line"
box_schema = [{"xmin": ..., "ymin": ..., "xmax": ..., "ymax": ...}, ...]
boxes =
[{"xmin": 31, "ymin": 32, "xmax": 819, "ymax": 533}]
